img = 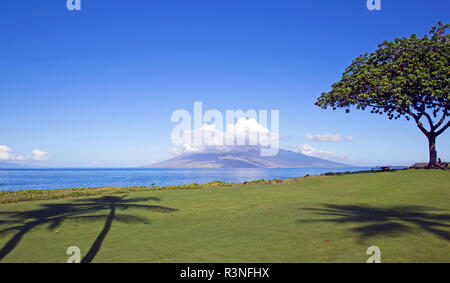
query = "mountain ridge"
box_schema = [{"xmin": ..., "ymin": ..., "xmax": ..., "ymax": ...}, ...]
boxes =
[{"xmin": 144, "ymin": 148, "xmax": 350, "ymax": 168}]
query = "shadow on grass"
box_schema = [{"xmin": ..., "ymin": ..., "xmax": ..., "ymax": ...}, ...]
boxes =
[
  {"xmin": 0, "ymin": 195, "xmax": 177, "ymax": 262},
  {"xmin": 298, "ymin": 204, "xmax": 450, "ymax": 242}
]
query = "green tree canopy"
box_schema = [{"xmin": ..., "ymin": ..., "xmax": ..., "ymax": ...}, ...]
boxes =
[{"xmin": 316, "ymin": 22, "xmax": 449, "ymax": 167}]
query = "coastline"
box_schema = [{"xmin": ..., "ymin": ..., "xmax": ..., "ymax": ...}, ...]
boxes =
[
  {"xmin": 0, "ymin": 168, "xmax": 406, "ymax": 204},
  {"xmin": 0, "ymin": 167, "xmax": 379, "ymax": 192}
]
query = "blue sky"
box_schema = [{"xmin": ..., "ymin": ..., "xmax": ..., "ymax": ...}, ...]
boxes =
[{"xmin": 0, "ymin": 0, "xmax": 449, "ymax": 167}]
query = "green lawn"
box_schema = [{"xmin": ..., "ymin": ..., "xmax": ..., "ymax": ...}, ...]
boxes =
[{"xmin": 0, "ymin": 169, "xmax": 449, "ymax": 263}]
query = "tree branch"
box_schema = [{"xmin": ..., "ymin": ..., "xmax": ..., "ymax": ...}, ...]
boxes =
[
  {"xmin": 407, "ymin": 110, "xmax": 430, "ymax": 136},
  {"xmin": 422, "ymin": 111, "xmax": 435, "ymax": 130},
  {"xmin": 411, "ymin": 99, "xmax": 436, "ymax": 131},
  {"xmin": 433, "ymin": 109, "xmax": 448, "ymax": 131},
  {"xmin": 436, "ymin": 119, "xmax": 450, "ymax": 136}
]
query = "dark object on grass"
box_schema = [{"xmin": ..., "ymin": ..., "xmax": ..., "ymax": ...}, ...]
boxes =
[
  {"xmin": 412, "ymin": 163, "xmax": 429, "ymax": 169},
  {"xmin": 371, "ymin": 166, "xmax": 391, "ymax": 172},
  {"xmin": 437, "ymin": 158, "xmax": 449, "ymax": 170}
]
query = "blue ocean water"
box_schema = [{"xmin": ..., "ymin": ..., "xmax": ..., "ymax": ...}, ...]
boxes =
[{"xmin": 0, "ymin": 168, "xmax": 372, "ymax": 191}]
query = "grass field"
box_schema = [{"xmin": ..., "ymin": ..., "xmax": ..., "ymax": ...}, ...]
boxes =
[{"xmin": 0, "ymin": 169, "xmax": 449, "ymax": 263}]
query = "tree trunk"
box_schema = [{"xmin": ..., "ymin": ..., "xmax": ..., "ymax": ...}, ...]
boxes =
[{"xmin": 427, "ymin": 134, "xmax": 437, "ymax": 168}]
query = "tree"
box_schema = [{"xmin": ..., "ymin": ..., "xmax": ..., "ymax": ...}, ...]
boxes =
[{"xmin": 316, "ymin": 22, "xmax": 449, "ymax": 168}]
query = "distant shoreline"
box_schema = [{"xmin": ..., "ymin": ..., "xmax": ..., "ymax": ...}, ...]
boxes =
[
  {"xmin": 0, "ymin": 167, "xmax": 408, "ymax": 192},
  {"xmin": 0, "ymin": 165, "xmax": 404, "ymax": 170},
  {"xmin": 0, "ymin": 168, "xmax": 415, "ymax": 204}
]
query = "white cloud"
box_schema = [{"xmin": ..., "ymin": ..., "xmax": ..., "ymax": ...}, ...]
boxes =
[
  {"xmin": 174, "ymin": 118, "xmax": 280, "ymax": 154},
  {"xmin": 306, "ymin": 133, "xmax": 354, "ymax": 142},
  {"xmin": 0, "ymin": 145, "xmax": 27, "ymax": 161},
  {"xmin": 293, "ymin": 144, "xmax": 349, "ymax": 163},
  {"xmin": 0, "ymin": 146, "xmax": 49, "ymax": 162},
  {"xmin": 32, "ymin": 149, "xmax": 49, "ymax": 161}
]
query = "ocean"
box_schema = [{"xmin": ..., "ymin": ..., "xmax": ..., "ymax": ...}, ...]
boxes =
[{"xmin": 0, "ymin": 167, "xmax": 372, "ymax": 191}]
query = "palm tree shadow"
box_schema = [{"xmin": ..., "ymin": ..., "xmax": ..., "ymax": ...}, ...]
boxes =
[
  {"xmin": 0, "ymin": 195, "xmax": 177, "ymax": 262},
  {"xmin": 298, "ymin": 204, "xmax": 450, "ymax": 243}
]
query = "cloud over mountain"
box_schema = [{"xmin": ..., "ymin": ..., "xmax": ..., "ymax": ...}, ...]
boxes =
[
  {"xmin": 173, "ymin": 118, "xmax": 280, "ymax": 155},
  {"xmin": 288, "ymin": 144, "xmax": 350, "ymax": 164}
]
